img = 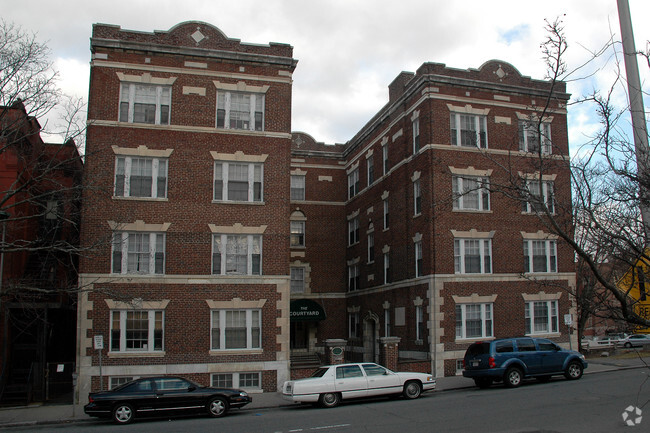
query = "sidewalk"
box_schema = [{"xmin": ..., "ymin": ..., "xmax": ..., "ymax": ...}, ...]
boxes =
[{"xmin": 0, "ymin": 355, "xmax": 647, "ymax": 429}]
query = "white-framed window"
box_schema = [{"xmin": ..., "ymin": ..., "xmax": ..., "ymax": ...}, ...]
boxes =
[
  {"xmin": 110, "ymin": 376, "xmax": 135, "ymax": 389},
  {"xmin": 455, "ymin": 303, "xmax": 493, "ymax": 339},
  {"xmin": 110, "ymin": 310, "xmax": 164, "ymax": 352},
  {"xmin": 525, "ymin": 300, "xmax": 559, "ymax": 334},
  {"xmin": 413, "ymin": 118, "xmax": 421, "ymax": 154},
  {"xmin": 382, "ymin": 143, "xmax": 389, "ymax": 175},
  {"xmin": 450, "ymin": 113, "xmax": 488, "ymax": 148},
  {"xmin": 290, "ymin": 221, "xmax": 305, "ymax": 247},
  {"xmin": 454, "ymin": 238, "xmax": 492, "ymax": 274},
  {"xmin": 414, "ymin": 180, "xmax": 422, "ymax": 215},
  {"xmin": 383, "ymin": 252, "xmax": 391, "ymax": 284},
  {"xmin": 348, "ymin": 263, "xmax": 360, "ymax": 291},
  {"xmin": 291, "ymin": 175, "xmax": 305, "ymax": 201},
  {"xmin": 348, "ymin": 168, "xmax": 360, "ymax": 199},
  {"xmin": 349, "ymin": 312, "xmax": 360, "ymax": 338},
  {"xmin": 519, "ymin": 121, "xmax": 552, "ymax": 154},
  {"xmin": 212, "ymin": 234, "xmax": 262, "ymax": 275},
  {"xmin": 452, "ymin": 176, "xmax": 490, "ymax": 211},
  {"xmin": 112, "ymin": 232, "xmax": 165, "ymax": 275},
  {"xmin": 384, "ymin": 308, "xmax": 391, "ymax": 337},
  {"xmin": 119, "ymin": 83, "xmax": 171, "ymax": 125},
  {"xmin": 214, "ymin": 161, "xmax": 263, "ymax": 202},
  {"xmin": 415, "ymin": 241, "xmax": 423, "ymax": 277},
  {"xmin": 367, "ymin": 156, "xmax": 375, "ymax": 185},
  {"xmin": 348, "ymin": 217, "xmax": 360, "ymax": 245},
  {"xmin": 416, "ymin": 305, "xmax": 425, "ymax": 341},
  {"xmin": 290, "ymin": 267, "xmax": 305, "ymax": 293},
  {"xmin": 216, "ymin": 91, "xmax": 264, "ymax": 131},
  {"xmin": 523, "ymin": 239, "xmax": 557, "ymax": 273},
  {"xmin": 212, "ymin": 372, "xmax": 261, "ymax": 390},
  {"xmin": 383, "ymin": 199, "xmax": 389, "ymax": 229},
  {"xmin": 367, "ymin": 232, "xmax": 374, "ymax": 263},
  {"xmin": 455, "ymin": 360, "xmax": 464, "ymax": 376},
  {"xmin": 114, "ymin": 157, "xmax": 168, "ymax": 198},
  {"xmin": 523, "ymin": 180, "xmax": 555, "ymax": 214},
  {"xmin": 211, "ymin": 309, "xmax": 261, "ymax": 350}
]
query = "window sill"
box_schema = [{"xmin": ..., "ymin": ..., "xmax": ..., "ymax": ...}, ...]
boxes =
[
  {"xmin": 413, "ymin": 213, "xmax": 422, "ymax": 219},
  {"xmin": 212, "ymin": 200, "xmax": 265, "ymax": 205},
  {"xmin": 452, "ymin": 209, "xmax": 492, "ymax": 214},
  {"xmin": 209, "ymin": 349, "xmax": 263, "ymax": 356},
  {"xmin": 113, "ymin": 196, "xmax": 169, "ymax": 202},
  {"xmin": 456, "ymin": 337, "xmax": 495, "ymax": 343},
  {"xmin": 108, "ymin": 351, "xmax": 166, "ymax": 358},
  {"xmin": 525, "ymin": 332, "xmax": 561, "ymax": 338}
]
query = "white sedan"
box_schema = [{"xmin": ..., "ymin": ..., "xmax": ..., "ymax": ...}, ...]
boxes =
[{"xmin": 282, "ymin": 362, "xmax": 436, "ymax": 408}]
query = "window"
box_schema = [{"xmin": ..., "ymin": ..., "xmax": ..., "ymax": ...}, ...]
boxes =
[
  {"xmin": 110, "ymin": 310, "xmax": 164, "ymax": 352},
  {"xmin": 383, "ymin": 252, "xmax": 391, "ymax": 284},
  {"xmin": 525, "ymin": 300, "xmax": 559, "ymax": 335},
  {"xmin": 455, "ymin": 303, "xmax": 493, "ymax": 339},
  {"xmin": 119, "ymin": 83, "xmax": 171, "ymax": 125},
  {"xmin": 413, "ymin": 118, "xmax": 420, "ymax": 153},
  {"xmin": 450, "ymin": 113, "xmax": 488, "ymax": 148},
  {"xmin": 212, "ymin": 234, "xmax": 262, "ymax": 275},
  {"xmin": 337, "ymin": 365, "xmax": 363, "ymax": 378},
  {"xmin": 291, "ymin": 267, "xmax": 305, "ymax": 293},
  {"xmin": 367, "ymin": 156, "xmax": 375, "ymax": 185},
  {"xmin": 452, "ymin": 176, "xmax": 490, "ymax": 211},
  {"xmin": 110, "ymin": 376, "xmax": 135, "ymax": 389},
  {"xmin": 214, "ymin": 162, "xmax": 263, "ymax": 202},
  {"xmin": 454, "ymin": 238, "xmax": 492, "ymax": 274},
  {"xmin": 383, "ymin": 199, "xmax": 389, "ymax": 229},
  {"xmin": 211, "ymin": 309, "xmax": 261, "ymax": 350},
  {"xmin": 415, "ymin": 241, "xmax": 423, "ymax": 277},
  {"xmin": 212, "ymin": 372, "xmax": 261, "ymax": 390},
  {"xmin": 349, "ymin": 312, "xmax": 360, "ymax": 338},
  {"xmin": 348, "ymin": 263, "xmax": 360, "ymax": 291},
  {"xmin": 519, "ymin": 121, "xmax": 552, "ymax": 154},
  {"xmin": 348, "ymin": 168, "xmax": 360, "ymax": 199},
  {"xmin": 114, "ymin": 157, "xmax": 168, "ymax": 198},
  {"xmin": 216, "ymin": 91, "xmax": 264, "ymax": 131},
  {"xmin": 523, "ymin": 180, "xmax": 554, "ymax": 214},
  {"xmin": 523, "ymin": 239, "xmax": 557, "ymax": 273},
  {"xmin": 348, "ymin": 217, "xmax": 359, "ymax": 245},
  {"xmin": 383, "ymin": 308, "xmax": 391, "ymax": 337},
  {"xmin": 414, "ymin": 180, "xmax": 422, "ymax": 215},
  {"xmin": 416, "ymin": 305, "xmax": 425, "ymax": 341},
  {"xmin": 367, "ymin": 232, "xmax": 374, "ymax": 263},
  {"xmin": 382, "ymin": 143, "xmax": 389, "ymax": 175},
  {"xmin": 112, "ymin": 232, "xmax": 165, "ymax": 275},
  {"xmin": 290, "ymin": 221, "xmax": 305, "ymax": 247},
  {"xmin": 290, "ymin": 175, "xmax": 305, "ymax": 200}
]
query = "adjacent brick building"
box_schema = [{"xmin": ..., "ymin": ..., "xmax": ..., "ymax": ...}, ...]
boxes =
[{"xmin": 76, "ymin": 20, "xmax": 575, "ymax": 407}]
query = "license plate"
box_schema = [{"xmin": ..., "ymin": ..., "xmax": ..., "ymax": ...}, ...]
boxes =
[{"xmin": 472, "ymin": 360, "xmax": 480, "ymax": 367}]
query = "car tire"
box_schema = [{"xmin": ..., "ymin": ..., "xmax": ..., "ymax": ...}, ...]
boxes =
[
  {"xmin": 207, "ymin": 396, "xmax": 229, "ymax": 417},
  {"xmin": 402, "ymin": 381, "xmax": 422, "ymax": 399},
  {"xmin": 504, "ymin": 367, "xmax": 523, "ymax": 388},
  {"xmin": 624, "ymin": 342, "xmax": 632, "ymax": 348},
  {"xmin": 319, "ymin": 392, "xmax": 341, "ymax": 408},
  {"xmin": 474, "ymin": 378, "xmax": 493, "ymax": 389},
  {"xmin": 564, "ymin": 361, "xmax": 583, "ymax": 380},
  {"xmin": 112, "ymin": 403, "xmax": 134, "ymax": 424}
]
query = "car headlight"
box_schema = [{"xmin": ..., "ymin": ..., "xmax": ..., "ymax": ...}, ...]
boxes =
[{"xmin": 239, "ymin": 391, "xmax": 248, "ymax": 397}]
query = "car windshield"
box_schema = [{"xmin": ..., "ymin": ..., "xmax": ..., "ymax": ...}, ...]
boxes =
[
  {"xmin": 310, "ymin": 368, "xmax": 329, "ymax": 378},
  {"xmin": 466, "ymin": 342, "xmax": 490, "ymax": 357}
]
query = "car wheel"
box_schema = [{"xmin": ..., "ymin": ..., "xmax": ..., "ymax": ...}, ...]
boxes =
[
  {"xmin": 624, "ymin": 342, "xmax": 632, "ymax": 348},
  {"xmin": 207, "ymin": 397, "xmax": 229, "ymax": 417},
  {"xmin": 112, "ymin": 403, "xmax": 134, "ymax": 424},
  {"xmin": 319, "ymin": 392, "xmax": 340, "ymax": 408},
  {"xmin": 564, "ymin": 361, "xmax": 584, "ymax": 380},
  {"xmin": 402, "ymin": 381, "xmax": 422, "ymax": 399},
  {"xmin": 504, "ymin": 367, "xmax": 523, "ymax": 388},
  {"xmin": 474, "ymin": 378, "xmax": 493, "ymax": 389}
]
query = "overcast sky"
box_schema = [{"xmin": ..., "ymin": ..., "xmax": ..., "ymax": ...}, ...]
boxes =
[{"xmin": 4, "ymin": 0, "xmax": 650, "ymax": 148}]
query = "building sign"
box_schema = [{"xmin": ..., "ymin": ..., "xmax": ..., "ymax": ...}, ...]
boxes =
[{"xmin": 290, "ymin": 299, "xmax": 326, "ymax": 321}]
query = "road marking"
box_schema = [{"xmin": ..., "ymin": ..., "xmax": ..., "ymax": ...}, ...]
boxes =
[{"xmin": 287, "ymin": 424, "xmax": 350, "ymax": 432}]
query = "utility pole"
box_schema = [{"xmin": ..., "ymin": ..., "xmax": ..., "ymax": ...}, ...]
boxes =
[{"xmin": 617, "ymin": 0, "xmax": 650, "ymax": 245}]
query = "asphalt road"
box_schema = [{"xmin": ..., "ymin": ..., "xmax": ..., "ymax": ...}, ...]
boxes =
[{"xmin": 8, "ymin": 368, "xmax": 650, "ymax": 433}]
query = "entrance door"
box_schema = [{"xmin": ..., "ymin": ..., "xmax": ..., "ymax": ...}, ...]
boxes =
[{"xmin": 290, "ymin": 321, "xmax": 309, "ymax": 351}]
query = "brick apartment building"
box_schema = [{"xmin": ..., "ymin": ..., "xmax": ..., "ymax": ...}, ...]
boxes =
[{"xmin": 76, "ymin": 20, "xmax": 575, "ymax": 405}]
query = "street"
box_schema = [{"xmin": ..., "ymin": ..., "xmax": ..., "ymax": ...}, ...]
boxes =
[{"xmin": 7, "ymin": 368, "xmax": 650, "ymax": 433}]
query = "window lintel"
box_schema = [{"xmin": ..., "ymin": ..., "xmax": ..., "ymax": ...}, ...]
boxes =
[{"xmin": 112, "ymin": 145, "xmax": 174, "ymax": 158}]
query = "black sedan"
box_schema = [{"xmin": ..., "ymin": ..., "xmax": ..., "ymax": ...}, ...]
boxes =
[{"xmin": 84, "ymin": 376, "xmax": 252, "ymax": 424}]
